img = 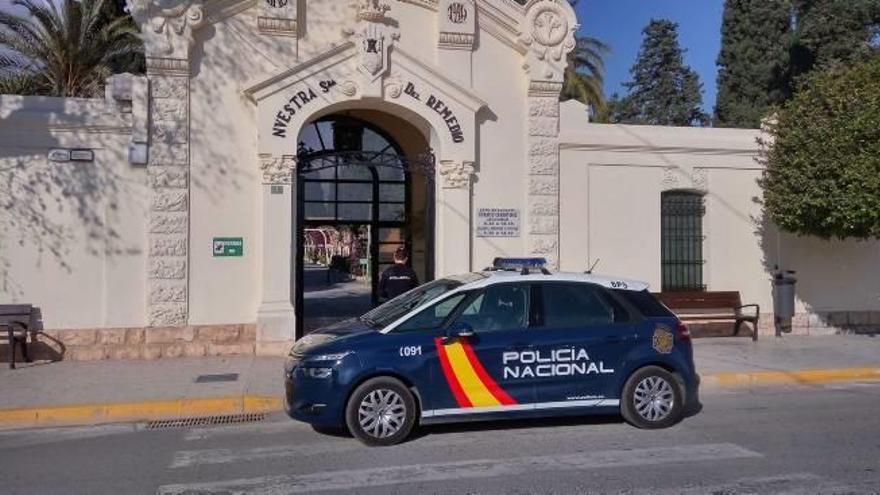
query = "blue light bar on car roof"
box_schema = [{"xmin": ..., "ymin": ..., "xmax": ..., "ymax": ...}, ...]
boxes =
[{"xmin": 492, "ymin": 257, "xmax": 548, "ymax": 270}]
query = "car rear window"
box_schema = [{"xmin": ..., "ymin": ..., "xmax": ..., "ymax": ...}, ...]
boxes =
[{"xmin": 613, "ymin": 289, "xmax": 675, "ymax": 318}]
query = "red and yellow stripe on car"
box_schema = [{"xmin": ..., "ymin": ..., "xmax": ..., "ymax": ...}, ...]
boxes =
[{"xmin": 434, "ymin": 337, "xmax": 516, "ymax": 407}]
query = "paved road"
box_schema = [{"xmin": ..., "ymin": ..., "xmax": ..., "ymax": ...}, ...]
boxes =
[{"xmin": 1, "ymin": 382, "xmax": 879, "ymax": 494}]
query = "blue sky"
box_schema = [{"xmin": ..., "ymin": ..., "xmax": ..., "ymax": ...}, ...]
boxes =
[{"xmin": 575, "ymin": 0, "xmax": 724, "ymax": 113}]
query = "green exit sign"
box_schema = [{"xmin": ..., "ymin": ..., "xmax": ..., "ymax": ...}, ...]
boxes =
[{"xmin": 213, "ymin": 237, "xmax": 243, "ymax": 257}]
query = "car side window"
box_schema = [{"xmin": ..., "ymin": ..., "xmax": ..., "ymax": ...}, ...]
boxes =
[
  {"xmin": 393, "ymin": 293, "xmax": 468, "ymax": 332},
  {"xmin": 537, "ymin": 283, "xmax": 627, "ymax": 329},
  {"xmin": 455, "ymin": 283, "xmax": 530, "ymax": 333}
]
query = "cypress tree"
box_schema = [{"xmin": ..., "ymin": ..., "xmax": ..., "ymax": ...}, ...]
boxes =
[
  {"xmin": 715, "ymin": 0, "xmax": 794, "ymax": 128},
  {"xmin": 791, "ymin": 0, "xmax": 880, "ymax": 79},
  {"xmin": 611, "ymin": 19, "xmax": 709, "ymax": 126}
]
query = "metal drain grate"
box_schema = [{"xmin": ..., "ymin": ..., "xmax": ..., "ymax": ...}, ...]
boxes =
[
  {"xmin": 194, "ymin": 373, "xmax": 239, "ymax": 383},
  {"xmin": 147, "ymin": 412, "xmax": 269, "ymax": 430}
]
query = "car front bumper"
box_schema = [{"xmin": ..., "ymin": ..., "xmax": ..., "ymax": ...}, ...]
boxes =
[{"xmin": 284, "ymin": 365, "xmax": 347, "ymax": 428}]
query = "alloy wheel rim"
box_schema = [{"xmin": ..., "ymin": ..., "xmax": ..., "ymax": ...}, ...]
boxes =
[
  {"xmin": 633, "ymin": 376, "xmax": 675, "ymax": 422},
  {"xmin": 358, "ymin": 389, "xmax": 407, "ymax": 438}
]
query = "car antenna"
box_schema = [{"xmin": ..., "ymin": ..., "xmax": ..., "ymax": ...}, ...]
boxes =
[{"xmin": 586, "ymin": 258, "xmax": 600, "ymax": 274}]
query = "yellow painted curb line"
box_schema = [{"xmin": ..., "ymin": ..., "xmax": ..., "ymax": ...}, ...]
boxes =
[
  {"xmin": 702, "ymin": 366, "xmax": 880, "ymax": 388},
  {"xmin": 2, "ymin": 367, "xmax": 879, "ymax": 429},
  {"xmin": 0, "ymin": 394, "xmax": 283, "ymax": 428}
]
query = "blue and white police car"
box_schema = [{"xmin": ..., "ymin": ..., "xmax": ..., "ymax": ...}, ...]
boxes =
[{"xmin": 285, "ymin": 258, "xmax": 699, "ymax": 446}]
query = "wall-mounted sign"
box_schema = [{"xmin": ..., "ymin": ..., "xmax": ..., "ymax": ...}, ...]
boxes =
[
  {"xmin": 48, "ymin": 149, "xmax": 94, "ymax": 163},
  {"xmin": 476, "ymin": 208, "xmax": 520, "ymax": 238},
  {"xmin": 70, "ymin": 149, "xmax": 95, "ymax": 162},
  {"xmin": 48, "ymin": 149, "xmax": 71, "ymax": 162},
  {"xmin": 271, "ymin": 79, "xmax": 337, "ymax": 138},
  {"xmin": 403, "ymin": 82, "xmax": 465, "ymax": 143},
  {"xmin": 213, "ymin": 237, "xmax": 244, "ymax": 257},
  {"xmin": 448, "ymin": 3, "xmax": 468, "ymax": 23}
]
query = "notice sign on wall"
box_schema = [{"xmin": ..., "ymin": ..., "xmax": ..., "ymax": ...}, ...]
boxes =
[
  {"xmin": 213, "ymin": 237, "xmax": 244, "ymax": 257},
  {"xmin": 476, "ymin": 208, "xmax": 520, "ymax": 238}
]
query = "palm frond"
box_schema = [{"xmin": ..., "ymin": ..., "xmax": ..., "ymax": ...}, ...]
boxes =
[{"xmin": 0, "ymin": 0, "xmax": 143, "ymax": 96}]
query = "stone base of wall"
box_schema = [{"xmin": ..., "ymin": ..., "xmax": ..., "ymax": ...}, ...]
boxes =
[
  {"xmin": 752, "ymin": 311, "xmax": 880, "ymax": 337},
  {"xmin": 671, "ymin": 311, "xmax": 880, "ymax": 339},
  {"xmin": 787, "ymin": 311, "xmax": 880, "ymax": 336},
  {"xmin": 1, "ymin": 324, "xmax": 293, "ymax": 363}
]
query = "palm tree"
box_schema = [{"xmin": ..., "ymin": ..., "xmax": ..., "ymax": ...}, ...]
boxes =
[
  {"xmin": 0, "ymin": 0, "xmax": 143, "ymax": 97},
  {"xmin": 561, "ymin": 35, "xmax": 610, "ymax": 114}
]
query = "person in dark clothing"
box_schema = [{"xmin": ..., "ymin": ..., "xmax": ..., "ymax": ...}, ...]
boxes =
[{"xmin": 378, "ymin": 247, "xmax": 419, "ymax": 301}]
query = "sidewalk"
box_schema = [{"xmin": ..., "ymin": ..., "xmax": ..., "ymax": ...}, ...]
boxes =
[{"xmin": 1, "ymin": 335, "xmax": 879, "ymax": 429}]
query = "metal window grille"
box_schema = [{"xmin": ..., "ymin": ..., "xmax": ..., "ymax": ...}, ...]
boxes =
[{"xmin": 661, "ymin": 191, "xmax": 705, "ymax": 291}]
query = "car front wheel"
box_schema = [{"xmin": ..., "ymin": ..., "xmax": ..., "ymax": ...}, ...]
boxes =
[
  {"xmin": 345, "ymin": 376, "xmax": 417, "ymax": 446},
  {"xmin": 620, "ymin": 366, "xmax": 684, "ymax": 429}
]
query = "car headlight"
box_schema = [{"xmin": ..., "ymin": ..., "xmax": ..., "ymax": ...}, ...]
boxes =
[
  {"xmin": 302, "ymin": 367, "xmax": 334, "ymax": 379},
  {"xmin": 305, "ymin": 351, "xmax": 353, "ymax": 363}
]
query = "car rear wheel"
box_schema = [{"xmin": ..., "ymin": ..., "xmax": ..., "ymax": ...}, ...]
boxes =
[
  {"xmin": 621, "ymin": 366, "xmax": 684, "ymax": 429},
  {"xmin": 345, "ymin": 376, "xmax": 417, "ymax": 446}
]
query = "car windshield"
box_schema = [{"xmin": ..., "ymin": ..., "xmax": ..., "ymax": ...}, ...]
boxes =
[{"xmin": 361, "ymin": 273, "xmax": 486, "ymax": 329}]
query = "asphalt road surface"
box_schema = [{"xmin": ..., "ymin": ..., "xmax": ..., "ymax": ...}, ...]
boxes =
[{"xmin": 1, "ymin": 382, "xmax": 879, "ymax": 494}]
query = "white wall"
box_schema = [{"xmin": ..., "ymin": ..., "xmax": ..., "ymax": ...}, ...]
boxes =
[
  {"xmin": 0, "ymin": 95, "xmax": 148, "ymax": 329},
  {"xmin": 558, "ymin": 102, "xmax": 880, "ymax": 314}
]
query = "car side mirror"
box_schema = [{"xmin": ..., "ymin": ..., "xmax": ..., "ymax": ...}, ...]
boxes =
[{"xmin": 445, "ymin": 321, "xmax": 474, "ymax": 341}]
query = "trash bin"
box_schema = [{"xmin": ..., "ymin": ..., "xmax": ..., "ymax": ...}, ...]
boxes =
[{"xmin": 772, "ymin": 270, "xmax": 797, "ymax": 335}]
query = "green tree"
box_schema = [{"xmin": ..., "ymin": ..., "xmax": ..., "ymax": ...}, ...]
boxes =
[
  {"xmin": 0, "ymin": 0, "xmax": 143, "ymax": 97},
  {"xmin": 715, "ymin": 0, "xmax": 880, "ymax": 128},
  {"xmin": 610, "ymin": 19, "xmax": 709, "ymax": 126},
  {"xmin": 715, "ymin": 0, "xmax": 794, "ymax": 128},
  {"xmin": 759, "ymin": 52, "xmax": 880, "ymax": 239},
  {"xmin": 560, "ymin": 35, "xmax": 609, "ymax": 113},
  {"xmin": 790, "ymin": 0, "xmax": 880, "ymax": 79}
]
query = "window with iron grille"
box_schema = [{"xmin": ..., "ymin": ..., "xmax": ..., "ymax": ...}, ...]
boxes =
[{"xmin": 661, "ymin": 191, "xmax": 705, "ymax": 291}]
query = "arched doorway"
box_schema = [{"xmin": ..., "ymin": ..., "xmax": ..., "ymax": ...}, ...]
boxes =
[{"xmin": 294, "ymin": 115, "xmax": 435, "ymax": 337}]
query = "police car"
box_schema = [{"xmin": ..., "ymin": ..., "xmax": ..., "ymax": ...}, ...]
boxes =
[{"xmin": 285, "ymin": 258, "xmax": 699, "ymax": 446}]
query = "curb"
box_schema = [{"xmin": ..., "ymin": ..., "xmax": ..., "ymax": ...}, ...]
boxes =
[
  {"xmin": 1, "ymin": 366, "xmax": 879, "ymax": 430},
  {"xmin": 700, "ymin": 366, "xmax": 880, "ymax": 388},
  {"xmin": 0, "ymin": 394, "xmax": 283, "ymax": 429}
]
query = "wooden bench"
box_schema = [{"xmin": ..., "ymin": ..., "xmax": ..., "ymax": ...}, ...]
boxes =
[
  {"xmin": 0, "ymin": 304, "xmax": 34, "ymax": 369},
  {"xmin": 654, "ymin": 291, "xmax": 760, "ymax": 341}
]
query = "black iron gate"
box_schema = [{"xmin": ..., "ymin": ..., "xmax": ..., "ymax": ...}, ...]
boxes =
[
  {"xmin": 294, "ymin": 118, "xmax": 435, "ymax": 339},
  {"xmin": 661, "ymin": 191, "xmax": 705, "ymax": 292}
]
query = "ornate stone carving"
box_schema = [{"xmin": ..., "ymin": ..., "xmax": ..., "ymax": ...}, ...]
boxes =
[
  {"xmin": 149, "ymin": 258, "xmax": 187, "ymax": 280},
  {"xmin": 152, "ymin": 191, "xmax": 188, "ymax": 212},
  {"xmin": 260, "ymin": 154, "xmax": 297, "ymax": 185},
  {"xmin": 384, "ymin": 78, "xmax": 403, "ymax": 98},
  {"xmin": 150, "ymin": 281, "xmax": 187, "ymax": 304},
  {"xmin": 149, "ymin": 304, "xmax": 187, "ymax": 326},
  {"xmin": 258, "ymin": 0, "xmax": 297, "ymax": 37},
  {"xmin": 438, "ymin": 32, "xmax": 475, "ymax": 50},
  {"xmin": 661, "ymin": 166, "xmax": 708, "ymax": 192},
  {"xmin": 354, "ymin": 0, "xmax": 391, "ymax": 22},
  {"xmin": 138, "ymin": 59, "xmax": 193, "ymax": 327},
  {"xmin": 530, "ymin": 236, "xmax": 559, "ymax": 254},
  {"xmin": 519, "ymin": 0, "xmax": 577, "ymax": 81},
  {"xmin": 149, "ymin": 213, "xmax": 188, "ymax": 234},
  {"xmin": 337, "ymin": 80, "xmax": 359, "ymax": 97},
  {"xmin": 127, "ymin": 1, "xmax": 205, "ymax": 60},
  {"xmin": 439, "ymin": 160, "xmax": 475, "ymax": 189},
  {"xmin": 692, "ymin": 167, "xmax": 709, "ymax": 191},
  {"xmin": 343, "ymin": 0, "xmax": 399, "ymax": 94},
  {"xmin": 438, "ymin": 0, "xmax": 475, "ymax": 51},
  {"xmin": 661, "ymin": 166, "xmax": 681, "ymax": 189},
  {"xmin": 149, "ymin": 237, "xmax": 187, "ymax": 257}
]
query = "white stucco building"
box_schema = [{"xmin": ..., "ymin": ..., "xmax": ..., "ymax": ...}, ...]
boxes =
[{"xmin": 1, "ymin": 0, "xmax": 878, "ymax": 360}]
